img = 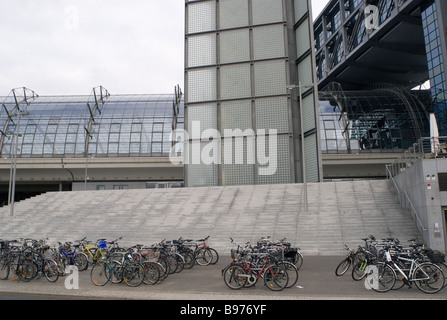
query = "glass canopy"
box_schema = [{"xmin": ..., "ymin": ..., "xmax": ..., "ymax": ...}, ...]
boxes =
[
  {"xmin": 0, "ymin": 93, "xmax": 184, "ymax": 158},
  {"xmin": 319, "ymin": 85, "xmax": 430, "ymax": 154}
]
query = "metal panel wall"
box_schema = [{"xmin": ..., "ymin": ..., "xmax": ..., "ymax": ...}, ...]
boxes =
[{"xmin": 185, "ymin": 0, "xmax": 321, "ymax": 186}]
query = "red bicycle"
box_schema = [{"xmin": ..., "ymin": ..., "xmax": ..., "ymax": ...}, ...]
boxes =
[
  {"xmin": 222, "ymin": 253, "xmax": 289, "ymax": 291},
  {"xmin": 182, "ymin": 236, "xmax": 219, "ymax": 266}
]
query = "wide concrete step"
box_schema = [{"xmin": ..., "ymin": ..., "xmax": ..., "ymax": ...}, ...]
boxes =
[{"xmin": 0, "ymin": 180, "xmax": 421, "ymax": 255}]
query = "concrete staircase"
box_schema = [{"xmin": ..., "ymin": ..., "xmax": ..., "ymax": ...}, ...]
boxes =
[{"xmin": 0, "ymin": 180, "xmax": 421, "ymax": 255}]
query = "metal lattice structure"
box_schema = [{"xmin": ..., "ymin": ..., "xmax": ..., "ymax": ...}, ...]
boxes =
[
  {"xmin": 319, "ymin": 83, "xmax": 430, "ymax": 154},
  {"xmin": 0, "ymin": 86, "xmax": 184, "ymax": 159},
  {"xmin": 314, "ymin": 0, "xmax": 428, "ymax": 91}
]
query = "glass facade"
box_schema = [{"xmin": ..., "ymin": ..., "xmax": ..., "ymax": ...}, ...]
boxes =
[
  {"xmin": 0, "ymin": 94, "xmax": 184, "ymax": 158},
  {"xmin": 422, "ymin": 1, "xmax": 447, "ymax": 136},
  {"xmin": 185, "ymin": 0, "xmax": 321, "ymax": 187},
  {"xmin": 315, "ymin": 0, "xmax": 447, "ymax": 137},
  {"xmin": 319, "ymin": 87, "xmax": 430, "ymax": 154}
]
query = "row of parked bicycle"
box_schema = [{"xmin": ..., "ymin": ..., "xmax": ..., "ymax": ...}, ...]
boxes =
[
  {"xmin": 221, "ymin": 236, "xmax": 303, "ymax": 291},
  {"xmin": 0, "ymin": 236, "xmax": 219, "ymax": 287},
  {"xmin": 335, "ymin": 235, "xmax": 446, "ymax": 294}
]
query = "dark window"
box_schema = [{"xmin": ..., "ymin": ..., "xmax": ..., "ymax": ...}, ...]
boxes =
[{"xmin": 439, "ymin": 173, "xmax": 447, "ymax": 191}]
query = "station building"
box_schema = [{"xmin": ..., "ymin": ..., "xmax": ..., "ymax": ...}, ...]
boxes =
[
  {"xmin": 314, "ymin": 0, "xmax": 447, "ymax": 251},
  {"xmin": 1, "ymin": 0, "xmax": 447, "ymax": 251}
]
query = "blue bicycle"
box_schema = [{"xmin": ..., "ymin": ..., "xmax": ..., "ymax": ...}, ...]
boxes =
[{"xmin": 57, "ymin": 241, "xmax": 89, "ymax": 272}]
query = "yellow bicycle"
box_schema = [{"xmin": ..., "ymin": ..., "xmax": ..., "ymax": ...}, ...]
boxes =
[{"xmin": 78, "ymin": 238, "xmax": 107, "ymax": 265}]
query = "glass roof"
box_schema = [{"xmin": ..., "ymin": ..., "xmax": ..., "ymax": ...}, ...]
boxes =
[
  {"xmin": 0, "ymin": 94, "xmax": 184, "ymax": 158},
  {"xmin": 318, "ymin": 87, "xmax": 430, "ymax": 154}
]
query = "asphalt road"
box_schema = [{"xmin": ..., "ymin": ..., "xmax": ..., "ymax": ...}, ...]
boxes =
[{"xmin": 0, "ymin": 255, "xmax": 446, "ymax": 301}]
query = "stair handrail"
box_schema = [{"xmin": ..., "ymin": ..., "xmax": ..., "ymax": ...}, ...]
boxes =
[{"xmin": 385, "ymin": 164, "xmax": 427, "ymax": 232}]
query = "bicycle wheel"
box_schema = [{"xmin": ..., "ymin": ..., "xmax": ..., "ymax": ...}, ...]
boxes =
[
  {"xmin": 90, "ymin": 261, "xmax": 109, "ymax": 286},
  {"xmin": 435, "ymin": 262, "xmax": 447, "ymax": 288},
  {"xmin": 143, "ymin": 261, "xmax": 161, "ymax": 285},
  {"xmin": 264, "ymin": 265, "xmax": 288, "ymax": 291},
  {"xmin": 279, "ymin": 261, "xmax": 298, "ymax": 288},
  {"xmin": 352, "ymin": 260, "xmax": 368, "ymax": 281},
  {"xmin": 175, "ymin": 254, "xmax": 185, "ymax": 273},
  {"xmin": 74, "ymin": 253, "xmax": 89, "ymax": 271},
  {"xmin": 369, "ymin": 263, "xmax": 396, "ymax": 293},
  {"xmin": 222, "ymin": 264, "xmax": 247, "ymax": 290},
  {"xmin": 390, "ymin": 260, "xmax": 407, "ymax": 290},
  {"xmin": 51, "ymin": 253, "xmax": 64, "ymax": 276},
  {"xmin": 195, "ymin": 248, "xmax": 213, "ymax": 266},
  {"xmin": 0, "ymin": 257, "xmax": 10, "ymax": 280},
  {"xmin": 209, "ymin": 248, "xmax": 219, "ymax": 265},
  {"xmin": 335, "ymin": 258, "xmax": 352, "ymax": 276},
  {"xmin": 123, "ymin": 263, "xmax": 144, "ymax": 287},
  {"xmin": 156, "ymin": 259, "xmax": 169, "ymax": 282},
  {"xmin": 166, "ymin": 254, "xmax": 178, "ymax": 274},
  {"xmin": 182, "ymin": 252, "xmax": 195, "ymax": 269},
  {"xmin": 109, "ymin": 260, "xmax": 123, "ymax": 284},
  {"xmin": 414, "ymin": 262, "xmax": 445, "ymax": 294},
  {"xmin": 16, "ymin": 259, "xmax": 35, "ymax": 282},
  {"xmin": 295, "ymin": 251, "xmax": 304, "ymax": 269},
  {"xmin": 43, "ymin": 260, "xmax": 59, "ymax": 283}
]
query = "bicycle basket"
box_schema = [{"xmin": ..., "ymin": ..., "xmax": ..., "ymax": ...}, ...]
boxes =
[
  {"xmin": 269, "ymin": 251, "xmax": 283, "ymax": 262},
  {"xmin": 284, "ymin": 249, "xmax": 297, "ymax": 262},
  {"xmin": 427, "ymin": 250, "xmax": 445, "ymax": 263},
  {"xmin": 98, "ymin": 240, "xmax": 107, "ymax": 249}
]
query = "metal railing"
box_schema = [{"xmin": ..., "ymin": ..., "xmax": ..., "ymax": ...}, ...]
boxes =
[
  {"xmin": 384, "ymin": 136, "xmax": 447, "ymax": 234},
  {"xmin": 385, "ymin": 165, "xmax": 427, "ymax": 233},
  {"xmin": 386, "ymin": 136, "xmax": 447, "ymax": 178}
]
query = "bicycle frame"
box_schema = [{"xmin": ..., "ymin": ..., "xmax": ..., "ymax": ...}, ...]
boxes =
[
  {"xmin": 391, "ymin": 255, "xmax": 431, "ymax": 283},
  {"xmin": 99, "ymin": 252, "xmax": 142, "ymax": 285},
  {"xmin": 60, "ymin": 248, "xmax": 77, "ymax": 264},
  {"xmin": 356, "ymin": 249, "xmax": 376, "ymax": 272},
  {"xmin": 237, "ymin": 255, "xmax": 279, "ymax": 286},
  {"xmin": 83, "ymin": 244, "xmax": 105, "ymax": 262}
]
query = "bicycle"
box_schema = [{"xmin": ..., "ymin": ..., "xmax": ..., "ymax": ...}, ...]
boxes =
[
  {"xmin": 0, "ymin": 240, "xmax": 34, "ymax": 282},
  {"xmin": 257, "ymin": 236, "xmax": 303, "ymax": 269},
  {"xmin": 420, "ymin": 248, "xmax": 447, "ymax": 288},
  {"xmin": 276, "ymin": 259, "xmax": 299, "ymax": 288},
  {"xmin": 183, "ymin": 236, "xmax": 219, "ymax": 266},
  {"xmin": 56, "ymin": 241, "xmax": 88, "ymax": 272},
  {"xmin": 335, "ymin": 245, "xmax": 362, "ymax": 276},
  {"xmin": 30, "ymin": 247, "xmax": 59, "ymax": 283},
  {"xmin": 222, "ymin": 252, "xmax": 289, "ymax": 291},
  {"xmin": 137, "ymin": 244, "xmax": 169, "ymax": 283},
  {"xmin": 90, "ymin": 251, "xmax": 145, "ymax": 287},
  {"xmin": 351, "ymin": 247, "xmax": 377, "ymax": 281},
  {"xmin": 158, "ymin": 239, "xmax": 181, "ymax": 274},
  {"xmin": 79, "ymin": 238, "xmax": 107, "ymax": 265},
  {"xmin": 368, "ymin": 247, "xmax": 445, "ymax": 294}
]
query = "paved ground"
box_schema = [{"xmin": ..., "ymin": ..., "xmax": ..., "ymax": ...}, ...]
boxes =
[{"xmin": 0, "ymin": 255, "xmax": 446, "ymax": 301}]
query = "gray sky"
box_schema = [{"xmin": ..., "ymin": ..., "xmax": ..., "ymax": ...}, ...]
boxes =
[{"xmin": 0, "ymin": 0, "xmax": 329, "ymax": 96}]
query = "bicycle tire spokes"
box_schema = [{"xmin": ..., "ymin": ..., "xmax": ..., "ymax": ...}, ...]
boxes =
[
  {"xmin": 222, "ymin": 236, "xmax": 301, "ymax": 291},
  {"xmin": 337, "ymin": 235, "xmax": 446, "ymax": 294}
]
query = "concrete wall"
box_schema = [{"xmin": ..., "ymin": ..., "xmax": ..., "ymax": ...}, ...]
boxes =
[{"xmin": 394, "ymin": 159, "xmax": 447, "ymax": 253}]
